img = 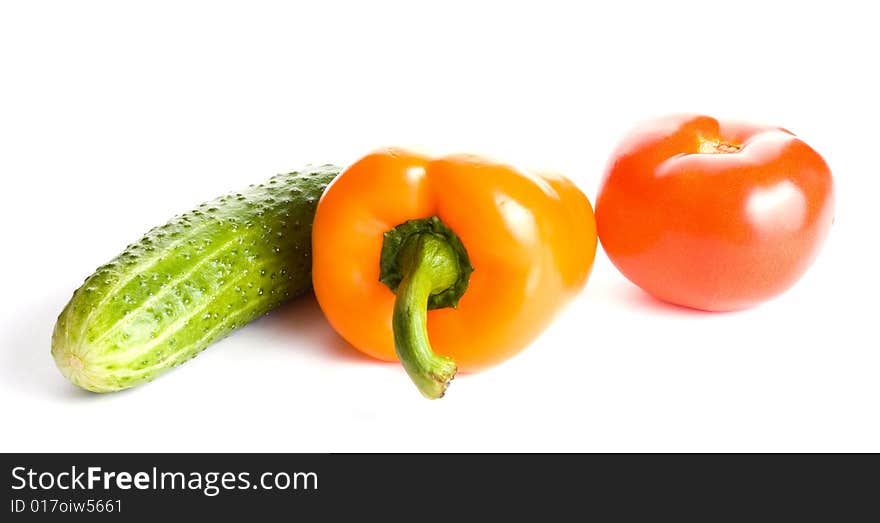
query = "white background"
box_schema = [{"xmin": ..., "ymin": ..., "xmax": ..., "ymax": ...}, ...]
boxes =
[{"xmin": 1, "ymin": 1, "xmax": 878, "ymax": 452}]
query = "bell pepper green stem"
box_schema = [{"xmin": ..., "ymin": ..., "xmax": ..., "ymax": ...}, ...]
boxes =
[{"xmin": 392, "ymin": 233, "xmax": 460, "ymax": 399}]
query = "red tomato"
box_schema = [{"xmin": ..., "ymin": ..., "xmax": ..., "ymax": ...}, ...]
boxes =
[{"xmin": 596, "ymin": 114, "xmax": 835, "ymax": 311}]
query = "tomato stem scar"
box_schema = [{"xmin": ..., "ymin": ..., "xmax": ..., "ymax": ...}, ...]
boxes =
[{"xmin": 698, "ymin": 138, "xmax": 743, "ymax": 154}]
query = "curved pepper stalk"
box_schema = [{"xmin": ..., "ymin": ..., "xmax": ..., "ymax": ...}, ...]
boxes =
[{"xmin": 379, "ymin": 217, "xmax": 473, "ymax": 399}]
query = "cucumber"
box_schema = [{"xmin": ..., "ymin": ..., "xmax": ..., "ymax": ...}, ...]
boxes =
[{"xmin": 51, "ymin": 165, "xmax": 341, "ymax": 392}]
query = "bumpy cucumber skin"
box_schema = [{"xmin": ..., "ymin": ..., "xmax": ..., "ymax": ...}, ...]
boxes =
[{"xmin": 52, "ymin": 165, "xmax": 340, "ymax": 392}]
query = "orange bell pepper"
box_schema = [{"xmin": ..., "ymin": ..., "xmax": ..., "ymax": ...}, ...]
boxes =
[{"xmin": 312, "ymin": 148, "xmax": 597, "ymax": 398}]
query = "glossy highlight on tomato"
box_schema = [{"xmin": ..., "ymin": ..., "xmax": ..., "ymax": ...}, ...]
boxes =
[{"xmin": 596, "ymin": 114, "xmax": 835, "ymax": 311}]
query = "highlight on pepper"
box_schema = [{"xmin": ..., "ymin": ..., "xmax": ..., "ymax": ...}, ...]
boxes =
[{"xmin": 311, "ymin": 148, "xmax": 598, "ymax": 399}]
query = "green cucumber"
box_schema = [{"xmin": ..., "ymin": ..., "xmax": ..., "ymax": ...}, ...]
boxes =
[{"xmin": 51, "ymin": 164, "xmax": 340, "ymax": 392}]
